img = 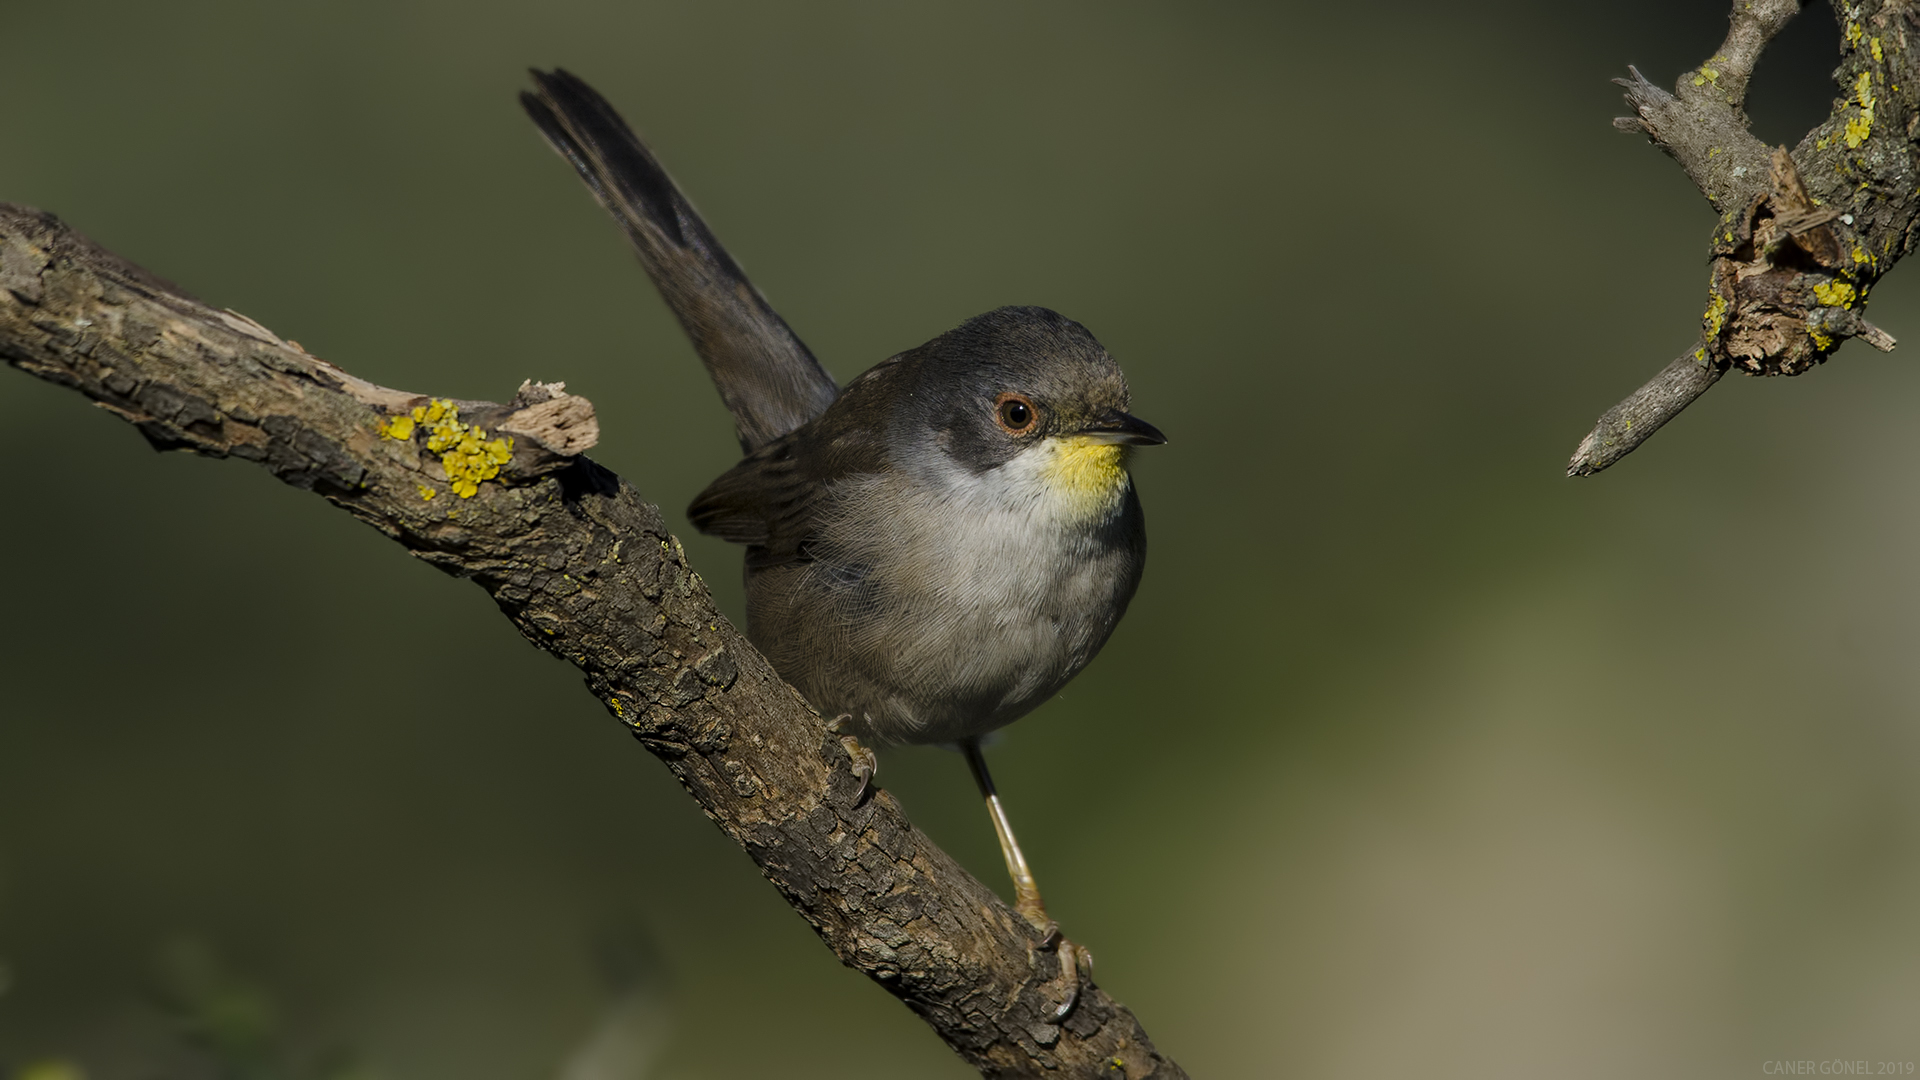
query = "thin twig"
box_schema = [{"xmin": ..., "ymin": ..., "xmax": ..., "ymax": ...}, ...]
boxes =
[{"xmin": 1568, "ymin": 343, "xmax": 1722, "ymax": 476}]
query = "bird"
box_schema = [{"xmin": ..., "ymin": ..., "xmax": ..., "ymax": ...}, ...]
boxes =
[{"xmin": 520, "ymin": 69, "xmax": 1163, "ymax": 933}]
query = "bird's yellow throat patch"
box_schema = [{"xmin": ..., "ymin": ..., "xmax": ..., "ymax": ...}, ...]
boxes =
[{"xmin": 1040, "ymin": 436, "xmax": 1132, "ymax": 518}]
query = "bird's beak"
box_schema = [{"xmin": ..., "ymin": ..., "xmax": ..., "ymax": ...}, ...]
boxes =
[{"xmin": 1073, "ymin": 409, "xmax": 1167, "ymax": 446}]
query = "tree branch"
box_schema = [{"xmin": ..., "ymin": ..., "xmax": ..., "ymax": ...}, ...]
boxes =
[
  {"xmin": 1566, "ymin": 341, "xmax": 1722, "ymax": 477},
  {"xmin": 1570, "ymin": 0, "xmax": 1915, "ymax": 476},
  {"xmin": 0, "ymin": 203, "xmax": 1186, "ymax": 1080}
]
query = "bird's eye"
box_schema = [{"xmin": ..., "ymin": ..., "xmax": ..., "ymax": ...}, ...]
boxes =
[{"xmin": 995, "ymin": 393, "xmax": 1037, "ymax": 434}]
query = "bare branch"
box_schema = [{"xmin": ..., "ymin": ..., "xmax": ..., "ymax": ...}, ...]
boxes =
[
  {"xmin": 1573, "ymin": 0, "xmax": 1920, "ymax": 476},
  {"xmin": 1567, "ymin": 343, "xmax": 1722, "ymax": 477},
  {"xmin": 0, "ymin": 203, "xmax": 1187, "ymax": 1080},
  {"xmin": 1610, "ymin": 1, "xmax": 1799, "ymax": 209},
  {"xmin": 1714, "ymin": 0, "xmax": 1806, "ymax": 110},
  {"xmin": 1611, "ymin": 62, "xmax": 1770, "ymax": 215},
  {"xmin": 1610, "ymin": 0, "xmax": 1804, "ymax": 215}
]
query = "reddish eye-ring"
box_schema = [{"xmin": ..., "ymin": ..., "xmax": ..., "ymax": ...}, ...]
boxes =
[{"xmin": 995, "ymin": 393, "xmax": 1038, "ymax": 434}]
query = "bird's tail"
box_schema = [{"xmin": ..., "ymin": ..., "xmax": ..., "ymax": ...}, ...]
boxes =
[{"xmin": 521, "ymin": 68, "xmax": 839, "ymax": 453}]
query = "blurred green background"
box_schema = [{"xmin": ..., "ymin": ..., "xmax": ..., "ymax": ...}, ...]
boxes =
[{"xmin": 4, "ymin": 1, "xmax": 1917, "ymax": 1076}]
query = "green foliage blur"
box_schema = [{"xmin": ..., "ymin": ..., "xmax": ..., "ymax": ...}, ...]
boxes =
[{"xmin": 2, "ymin": 1, "xmax": 1916, "ymax": 1076}]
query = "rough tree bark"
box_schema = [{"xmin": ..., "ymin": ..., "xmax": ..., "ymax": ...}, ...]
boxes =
[
  {"xmin": 0, "ymin": 204, "xmax": 1185, "ymax": 1078},
  {"xmin": 1569, "ymin": 0, "xmax": 1920, "ymax": 475}
]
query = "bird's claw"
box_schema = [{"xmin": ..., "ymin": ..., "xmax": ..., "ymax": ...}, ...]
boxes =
[
  {"xmin": 826, "ymin": 714, "xmax": 876, "ymax": 804},
  {"xmin": 1028, "ymin": 920, "xmax": 1092, "ymax": 1022},
  {"xmin": 843, "ymin": 738, "xmax": 875, "ymax": 803},
  {"xmin": 1050, "ymin": 965, "xmax": 1081, "ymax": 1020}
]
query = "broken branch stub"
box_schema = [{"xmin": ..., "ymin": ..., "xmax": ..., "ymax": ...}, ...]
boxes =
[{"xmin": 1706, "ymin": 148, "xmax": 1895, "ymax": 376}]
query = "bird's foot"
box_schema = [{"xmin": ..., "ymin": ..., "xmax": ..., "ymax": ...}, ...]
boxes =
[
  {"xmin": 1012, "ymin": 872, "xmax": 1091, "ymax": 1017},
  {"xmin": 1030, "ymin": 920, "xmax": 1094, "ymax": 1021},
  {"xmin": 825, "ymin": 714, "xmax": 876, "ymax": 804}
]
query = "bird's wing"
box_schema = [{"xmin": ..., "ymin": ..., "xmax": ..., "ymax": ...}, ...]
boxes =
[
  {"xmin": 686, "ymin": 363, "xmax": 900, "ymax": 567},
  {"xmin": 685, "ymin": 434, "xmax": 819, "ymax": 562},
  {"xmin": 684, "ymin": 427, "xmax": 873, "ymax": 568},
  {"xmin": 687, "ymin": 432, "xmax": 814, "ymax": 549},
  {"xmin": 520, "ymin": 68, "xmax": 840, "ymax": 453}
]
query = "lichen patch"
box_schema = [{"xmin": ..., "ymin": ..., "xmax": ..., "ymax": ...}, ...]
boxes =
[{"xmin": 377, "ymin": 398, "xmax": 514, "ymax": 498}]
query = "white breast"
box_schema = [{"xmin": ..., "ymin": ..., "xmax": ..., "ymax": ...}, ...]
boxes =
[{"xmin": 753, "ymin": 436, "xmax": 1143, "ymax": 745}]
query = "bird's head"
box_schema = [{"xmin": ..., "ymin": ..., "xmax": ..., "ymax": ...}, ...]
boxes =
[{"xmin": 901, "ymin": 306, "xmax": 1165, "ymax": 520}]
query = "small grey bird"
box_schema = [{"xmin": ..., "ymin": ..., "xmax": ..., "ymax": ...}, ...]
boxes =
[{"xmin": 521, "ymin": 69, "xmax": 1162, "ymax": 929}]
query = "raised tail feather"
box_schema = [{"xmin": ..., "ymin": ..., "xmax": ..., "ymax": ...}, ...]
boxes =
[{"xmin": 520, "ymin": 68, "xmax": 839, "ymax": 453}]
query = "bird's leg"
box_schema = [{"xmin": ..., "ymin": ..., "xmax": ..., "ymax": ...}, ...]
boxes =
[
  {"xmin": 961, "ymin": 739, "xmax": 1092, "ymax": 1020},
  {"xmin": 826, "ymin": 714, "xmax": 876, "ymax": 804},
  {"xmin": 961, "ymin": 739, "xmax": 1048, "ymax": 926}
]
